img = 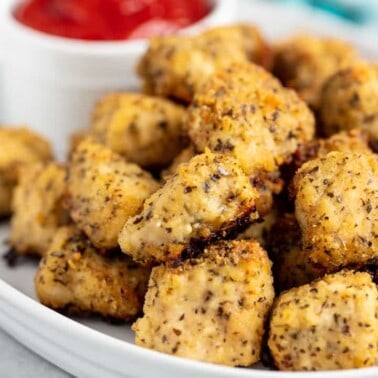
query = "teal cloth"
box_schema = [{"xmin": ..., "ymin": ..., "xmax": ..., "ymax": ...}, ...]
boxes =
[{"xmin": 274, "ymin": 0, "xmax": 378, "ymax": 26}]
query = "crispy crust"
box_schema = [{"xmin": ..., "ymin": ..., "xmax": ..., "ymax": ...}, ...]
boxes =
[
  {"xmin": 67, "ymin": 139, "xmax": 159, "ymax": 250},
  {"xmin": 133, "ymin": 240, "xmax": 274, "ymax": 366},
  {"xmin": 268, "ymin": 270, "xmax": 378, "ymax": 371},
  {"xmin": 293, "ymin": 151, "xmax": 378, "ymax": 271},
  {"xmin": 273, "ymin": 35, "xmax": 360, "ymax": 109},
  {"xmin": 138, "ymin": 24, "xmax": 271, "ymax": 102},
  {"xmin": 187, "ymin": 62, "xmax": 315, "ymax": 176},
  {"xmin": 89, "ymin": 93, "xmax": 187, "ymax": 168},
  {"xmin": 320, "ymin": 63, "xmax": 378, "ymax": 142},
  {"xmin": 10, "ymin": 162, "xmax": 69, "ymax": 257},
  {"xmin": 119, "ymin": 150, "xmax": 259, "ymax": 264},
  {"xmin": 0, "ymin": 126, "xmax": 53, "ymax": 217},
  {"xmin": 35, "ymin": 226, "xmax": 151, "ymax": 320}
]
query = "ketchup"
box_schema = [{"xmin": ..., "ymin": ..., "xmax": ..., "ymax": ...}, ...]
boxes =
[{"xmin": 14, "ymin": 0, "xmax": 210, "ymax": 41}]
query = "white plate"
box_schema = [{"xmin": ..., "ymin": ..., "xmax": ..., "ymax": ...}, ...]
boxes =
[{"xmin": 1, "ymin": 1, "xmax": 378, "ymax": 377}]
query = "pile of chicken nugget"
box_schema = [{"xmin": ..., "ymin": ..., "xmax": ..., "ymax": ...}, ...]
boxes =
[{"xmin": 1, "ymin": 24, "xmax": 378, "ymax": 371}]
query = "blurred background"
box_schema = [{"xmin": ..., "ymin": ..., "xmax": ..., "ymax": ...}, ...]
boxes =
[{"xmin": 272, "ymin": 0, "xmax": 378, "ymax": 28}]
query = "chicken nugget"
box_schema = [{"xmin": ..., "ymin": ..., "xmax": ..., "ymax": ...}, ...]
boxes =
[
  {"xmin": 67, "ymin": 139, "xmax": 159, "ymax": 250},
  {"xmin": 282, "ymin": 129, "xmax": 371, "ymax": 185},
  {"xmin": 273, "ymin": 35, "xmax": 360, "ymax": 109},
  {"xmin": 10, "ymin": 162, "xmax": 69, "ymax": 257},
  {"xmin": 320, "ymin": 63, "xmax": 378, "ymax": 143},
  {"xmin": 119, "ymin": 150, "xmax": 258, "ymax": 264},
  {"xmin": 89, "ymin": 93, "xmax": 187, "ymax": 168},
  {"xmin": 133, "ymin": 240, "xmax": 274, "ymax": 366},
  {"xmin": 0, "ymin": 126, "xmax": 53, "ymax": 217},
  {"xmin": 293, "ymin": 151, "xmax": 378, "ymax": 271},
  {"xmin": 35, "ymin": 226, "xmax": 150, "ymax": 320},
  {"xmin": 188, "ymin": 62, "xmax": 315, "ymax": 176},
  {"xmin": 268, "ymin": 270, "xmax": 378, "ymax": 371},
  {"xmin": 138, "ymin": 24, "xmax": 271, "ymax": 103}
]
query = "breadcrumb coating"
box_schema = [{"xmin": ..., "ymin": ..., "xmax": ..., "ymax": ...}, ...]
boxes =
[
  {"xmin": 320, "ymin": 63, "xmax": 378, "ymax": 142},
  {"xmin": 187, "ymin": 62, "xmax": 315, "ymax": 176},
  {"xmin": 67, "ymin": 139, "xmax": 159, "ymax": 250},
  {"xmin": 35, "ymin": 226, "xmax": 150, "ymax": 320},
  {"xmin": 0, "ymin": 126, "xmax": 53, "ymax": 217},
  {"xmin": 10, "ymin": 162, "xmax": 69, "ymax": 257},
  {"xmin": 162, "ymin": 146, "xmax": 283, "ymax": 216},
  {"xmin": 268, "ymin": 270, "xmax": 378, "ymax": 371},
  {"xmin": 119, "ymin": 150, "xmax": 259, "ymax": 264},
  {"xmin": 282, "ymin": 129, "xmax": 371, "ymax": 187},
  {"xmin": 133, "ymin": 240, "xmax": 274, "ymax": 366},
  {"xmin": 138, "ymin": 24, "xmax": 271, "ymax": 102},
  {"xmin": 273, "ymin": 35, "xmax": 360, "ymax": 109},
  {"xmin": 89, "ymin": 93, "xmax": 187, "ymax": 168},
  {"xmin": 293, "ymin": 151, "xmax": 378, "ymax": 271}
]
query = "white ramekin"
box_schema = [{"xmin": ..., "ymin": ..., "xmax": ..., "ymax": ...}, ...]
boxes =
[{"xmin": 0, "ymin": 0, "xmax": 235, "ymax": 158}]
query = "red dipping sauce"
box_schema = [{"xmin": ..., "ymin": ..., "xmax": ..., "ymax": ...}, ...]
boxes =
[{"xmin": 14, "ymin": 0, "xmax": 211, "ymax": 41}]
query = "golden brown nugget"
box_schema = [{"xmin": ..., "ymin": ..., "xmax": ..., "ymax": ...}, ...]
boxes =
[
  {"xmin": 67, "ymin": 139, "xmax": 159, "ymax": 250},
  {"xmin": 162, "ymin": 146, "xmax": 283, "ymax": 217},
  {"xmin": 320, "ymin": 63, "xmax": 378, "ymax": 142},
  {"xmin": 317, "ymin": 128, "xmax": 370, "ymax": 156},
  {"xmin": 273, "ymin": 35, "xmax": 360, "ymax": 109},
  {"xmin": 119, "ymin": 150, "xmax": 259, "ymax": 264},
  {"xmin": 0, "ymin": 126, "xmax": 53, "ymax": 217},
  {"xmin": 133, "ymin": 240, "xmax": 274, "ymax": 366},
  {"xmin": 187, "ymin": 62, "xmax": 315, "ymax": 176},
  {"xmin": 282, "ymin": 129, "xmax": 371, "ymax": 184},
  {"xmin": 36, "ymin": 226, "xmax": 150, "ymax": 320},
  {"xmin": 267, "ymin": 213, "xmax": 317, "ymax": 291},
  {"xmin": 10, "ymin": 162, "xmax": 69, "ymax": 257},
  {"xmin": 138, "ymin": 24, "xmax": 271, "ymax": 102},
  {"xmin": 293, "ymin": 151, "xmax": 378, "ymax": 271},
  {"xmin": 90, "ymin": 93, "xmax": 187, "ymax": 168},
  {"xmin": 268, "ymin": 270, "xmax": 378, "ymax": 371}
]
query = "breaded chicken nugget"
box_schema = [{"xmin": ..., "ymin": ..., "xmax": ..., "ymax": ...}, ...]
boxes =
[
  {"xmin": 67, "ymin": 139, "xmax": 159, "ymax": 250},
  {"xmin": 35, "ymin": 226, "xmax": 150, "ymax": 320},
  {"xmin": 268, "ymin": 213, "xmax": 316, "ymax": 291},
  {"xmin": 119, "ymin": 150, "xmax": 259, "ymax": 264},
  {"xmin": 0, "ymin": 126, "xmax": 53, "ymax": 217},
  {"xmin": 317, "ymin": 128, "xmax": 370, "ymax": 156},
  {"xmin": 187, "ymin": 62, "xmax": 315, "ymax": 176},
  {"xmin": 162, "ymin": 146, "xmax": 283, "ymax": 216},
  {"xmin": 293, "ymin": 151, "xmax": 378, "ymax": 271},
  {"xmin": 10, "ymin": 162, "xmax": 69, "ymax": 257},
  {"xmin": 268, "ymin": 270, "xmax": 378, "ymax": 371},
  {"xmin": 282, "ymin": 129, "xmax": 370, "ymax": 185},
  {"xmin": 89, "ymin": 93, "xmax": 187, "ymax": 168},
  {"xmin": 273, "ymin": 35, "xmax": 360, "ymax": 109},
  {"xmin": 138, "ymin": 24, "xmax": 271, "ymax": 102},
  {"xmin": 320, "ymin": 63, "xmax": 378, "ymax": 142},
  {"xmin": 133, "ymin": 240, "xmax": 274, "ymax": 366}
]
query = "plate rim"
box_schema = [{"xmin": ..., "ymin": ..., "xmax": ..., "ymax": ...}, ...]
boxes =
[{"xmin": 1, "ymin": 277, "xmax": 378, "ymax": 378}]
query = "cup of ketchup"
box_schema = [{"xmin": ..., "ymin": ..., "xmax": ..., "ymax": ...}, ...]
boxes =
[{"xmin": 0, "ymin": 0, "xmax": 235, "ymax": 158}]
